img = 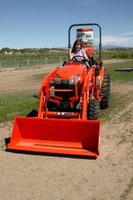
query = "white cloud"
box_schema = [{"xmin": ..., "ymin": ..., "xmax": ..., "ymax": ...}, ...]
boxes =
[
  {"xmin": 102, "ymin": 34, "xmax": 133, "ymax": 47},
  {"xmin": 123, "ymin": 32, "xmax": 133, "ymax": 36}
]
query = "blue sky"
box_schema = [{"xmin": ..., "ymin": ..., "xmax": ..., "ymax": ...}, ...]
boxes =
[{"xmin": 0, "ymin": 0, "xmax": 133, "ymax": 48}]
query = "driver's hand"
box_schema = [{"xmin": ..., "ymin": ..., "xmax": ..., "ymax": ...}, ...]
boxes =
[{"xmin": 68, "ymin": 59, "xmax": 73, "ymax": 63}]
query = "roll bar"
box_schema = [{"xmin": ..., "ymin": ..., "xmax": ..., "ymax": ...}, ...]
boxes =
[{"xmin": 68, "ymin": 23, "xmax": 102, "ymax": 63}]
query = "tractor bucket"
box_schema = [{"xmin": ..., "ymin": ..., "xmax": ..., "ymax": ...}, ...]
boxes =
[{"xmin": 7, "ymin": 117, "xmax": 100, "ymax": 157}]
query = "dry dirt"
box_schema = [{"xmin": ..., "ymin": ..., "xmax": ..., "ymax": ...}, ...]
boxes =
[
  {"xmin": 0, "ymin": 64, "xmax": 57, "ymax": 95},
  {"xmin": 0, "ymin": 60, "xmax": 133, "ymax": 200}
]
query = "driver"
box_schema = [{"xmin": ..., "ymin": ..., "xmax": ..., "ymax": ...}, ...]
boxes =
[{"xmin": 70, "ymin": 39, "xmax": 88, "ymax": 62}]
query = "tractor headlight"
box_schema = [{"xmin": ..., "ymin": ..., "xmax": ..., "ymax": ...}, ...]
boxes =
[
  {"xmin": 54, "ymin": 74, "xmax": 61, "ymax": 84},
  {"xmin": 69, "ymin": 74, "xmax": 80, "ymax": 85},
  {"xmin": 69, "ymin": 78, "xmax": 75, "ymax": 85}
]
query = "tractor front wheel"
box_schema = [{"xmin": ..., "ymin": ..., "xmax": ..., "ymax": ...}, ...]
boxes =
[
  {"xmin": 26, "ymin": 109, "xmax": 38, "ymax": 117},
  {"xmin": 87, "ymin": 99, "xmax": 100, "ymax": 120}
]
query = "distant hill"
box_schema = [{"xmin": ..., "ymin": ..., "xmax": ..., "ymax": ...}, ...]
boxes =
[
  {"xmin": 103, "ymin": 45, "xmax": 133, "ymax": 50},
  {"xmin": 94, "ymin": 44, "xmax": 133, "ymax": 50}
]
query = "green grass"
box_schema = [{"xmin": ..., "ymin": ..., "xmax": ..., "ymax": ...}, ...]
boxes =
[
  {"xmin": 0, "ymin": 71, "xmax": 47, "ymax": 123},
  {"xmin": 102, "ymin": 49, "xmax": 133, "ymax": 60},
  {"xmin": 106, "ymin": 60, "xmax": 133, "ymax": 82},
  {"xmin": 0, "ymin": 94, "xmax": 38, "ymax": 123}
]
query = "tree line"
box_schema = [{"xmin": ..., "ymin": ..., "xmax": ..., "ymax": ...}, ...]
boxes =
[{"xmin": 0, "ymin": 47, "xmax": 67, "ymax": 54}]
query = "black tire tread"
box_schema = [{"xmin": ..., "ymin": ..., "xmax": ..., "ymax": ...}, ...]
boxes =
[
  {"xmin": 100, "ymin": 70, "xmax": 110, "ymax": 109},
  {"xmin": 87, "ymin": 99, "xmax": 100, "ymax": 120}
]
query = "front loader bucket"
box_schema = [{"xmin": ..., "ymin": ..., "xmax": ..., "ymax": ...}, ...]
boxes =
[{"xmin": 7, "ymin": 117, "xmax": 100, "ymax": 157}]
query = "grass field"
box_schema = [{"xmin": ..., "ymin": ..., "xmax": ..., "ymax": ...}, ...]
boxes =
[
  {"xmin": 0, "ymin": 60, "xmax": 133, "ymax": 123},
  {"xmin": 0, "ymin": 53, "xmax": 68, "ymax": 68},
  {"xmin": 0, "ymin": 94, "xmax": 39, "ymax": 122},
  {"xmin": 106, "ymin": 60, "xmax": 133, "ymax": 81}
]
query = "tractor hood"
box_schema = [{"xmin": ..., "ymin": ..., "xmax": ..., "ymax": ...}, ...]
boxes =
[{"xmin": 55, "ymin": 62, "xmax": 87, "ymax": 78}]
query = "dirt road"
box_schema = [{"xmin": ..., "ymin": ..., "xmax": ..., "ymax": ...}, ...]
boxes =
[
  {"xmin": 0, "ymin": 64, "xmax": 57, "ymax": 94},
  {"xmin": 0, "ymin": 60, "xmax": 133, "ymax": 200}
]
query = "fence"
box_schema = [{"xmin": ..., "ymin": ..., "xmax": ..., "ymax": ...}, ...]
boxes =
[
  {"xmin": 1, "ymin": 50, "xmax": 133, "ymax": 69},
  {"xmin": 0, "ymin": 56, "xmax": 68, "ymax": 69}
]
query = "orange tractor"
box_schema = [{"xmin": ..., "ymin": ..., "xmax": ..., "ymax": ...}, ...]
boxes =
[{"xmin": 7, "ymin": 23, "xmax": 110, "ymax": 157}]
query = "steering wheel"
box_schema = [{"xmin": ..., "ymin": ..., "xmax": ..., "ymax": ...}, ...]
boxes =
[
  {"xmin": 72, "ymin": 55, "xmax": 90, "ymax": 69},
  {"xmin": 72, "ymin": 55, "xmax": 86, "ymax": 63}
]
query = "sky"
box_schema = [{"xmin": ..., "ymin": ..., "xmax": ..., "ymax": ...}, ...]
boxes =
[{"xmin": 0, "ymin": 0, "xmax": 133, "ymax": 48}]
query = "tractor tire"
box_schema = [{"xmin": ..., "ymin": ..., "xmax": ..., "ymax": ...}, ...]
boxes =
[
  {"xmin": 87, "ymin": 99, "xmax": 100, "ymax": 120},
  {"xmin": 26, "ymin": 109, "xmax": 38, "ymax": 117},
  {"xmin": 100, "ymin": 69, "xmax": 110, "ymax": 109}
]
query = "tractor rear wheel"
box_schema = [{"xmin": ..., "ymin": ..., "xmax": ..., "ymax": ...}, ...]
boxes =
[
  {"xmin": 100, "ymin": 69, "xmax": 110, "ymax": 109},
  {"xmin": 87, "ymin": 99, "xmax": 100, "ymax": 120}
]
